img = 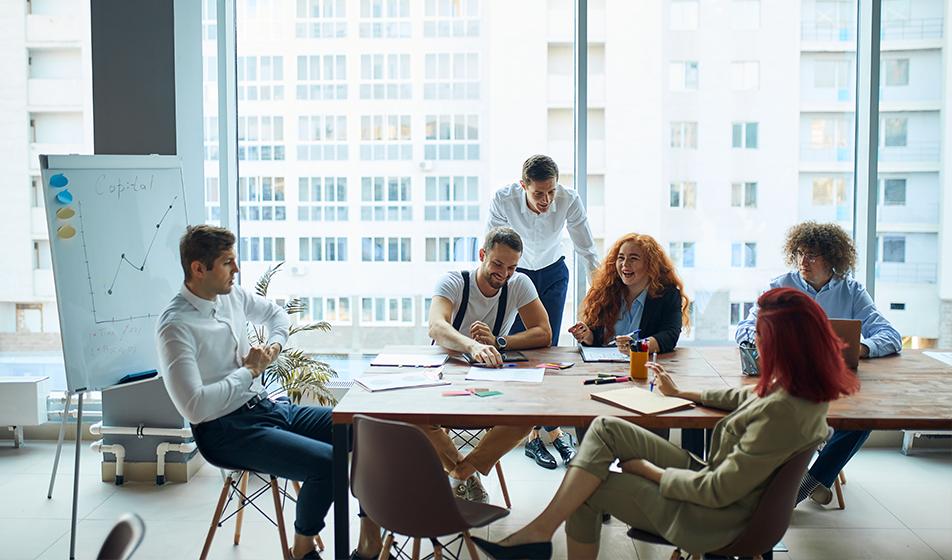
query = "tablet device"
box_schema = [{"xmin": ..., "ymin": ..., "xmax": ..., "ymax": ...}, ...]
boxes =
[{"xmin": 461, "ymin": 350, "xmax": 528, "ymax": 364}]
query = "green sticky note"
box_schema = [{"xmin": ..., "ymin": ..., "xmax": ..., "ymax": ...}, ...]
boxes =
[{"xmin": 475, "ymin": 390, "xmax": 502, "ymax": 397}]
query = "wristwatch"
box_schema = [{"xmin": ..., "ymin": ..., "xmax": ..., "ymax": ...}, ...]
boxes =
[{"xmin": 496, "ymin": 335, "xmax": 508, "ymax": 350}]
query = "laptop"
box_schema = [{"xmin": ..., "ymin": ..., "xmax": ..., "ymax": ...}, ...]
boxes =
[{"xmin": 829, "ymin": 318, "xmax": 862, "ymax": 370}]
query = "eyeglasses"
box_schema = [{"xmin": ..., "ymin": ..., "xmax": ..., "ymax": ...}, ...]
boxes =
[{"xmin": 793, "ymin": 250, "xmax": 820, "ymax": 264}]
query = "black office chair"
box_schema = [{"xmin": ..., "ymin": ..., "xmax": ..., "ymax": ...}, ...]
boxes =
[{"xmin": 96, "ymin": 513, "xmax": 145, "ymax": 560}]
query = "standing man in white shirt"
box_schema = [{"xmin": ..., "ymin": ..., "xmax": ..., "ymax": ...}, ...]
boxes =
[
  {"xmin": 487, "ymin": 155, "xmax": 600, "ymax": 469},
  {"xmin": 157, "ymin": 225, "xmax": 385, "ymax": 560}
]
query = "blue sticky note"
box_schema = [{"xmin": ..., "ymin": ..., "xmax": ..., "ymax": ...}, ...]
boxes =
[
  {"xmin": 50, "ymin": 174, "xmax": 69, "ymax": 188},
  {"xmin": 56, "ymin": 189, "xmax": 73, "ymax": 204}
]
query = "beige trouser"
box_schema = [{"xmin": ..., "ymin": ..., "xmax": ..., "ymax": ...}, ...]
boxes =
[
  {"xmin": 566, "ymin": 416, "xmax": 699, "ymax": 544},
  {"xmin": 421, "ymin": 424, "xmax": 534, "ymax": 476}
]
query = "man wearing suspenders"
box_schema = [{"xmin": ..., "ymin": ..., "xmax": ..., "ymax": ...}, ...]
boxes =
[{"xmin": 426, "ymin": 227, "xmax": 551, "ymax": 502}]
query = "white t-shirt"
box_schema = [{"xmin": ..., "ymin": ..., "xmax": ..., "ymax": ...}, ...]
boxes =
[{"xmin": 433, "ymin": 269, "xmax": 539, "ymax": 336}]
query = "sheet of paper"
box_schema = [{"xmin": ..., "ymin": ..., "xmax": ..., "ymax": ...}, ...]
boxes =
[
  {"xmin": 355, "ymin": 369, "xmax": 449, "ymax": 392},
  {"xmin": 923, "ymin": 351, "xmax": 952, "ymax": 368},
  {"xmin": 370, "ymin": 353, "xmax": 448, "ymax": 368},
  {"xmin": 464, "ymin": 367, "xmax": 545, "ymax": 383},
  {"xmin": 579, "ymin": 346, "xmax": 629, "ymax": 363}
]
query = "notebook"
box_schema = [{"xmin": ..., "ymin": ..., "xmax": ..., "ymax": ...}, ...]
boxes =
[
  {"xmin": 590, "ymin": 386, "xmax": 695, "ymax": 415},
  {"xmin": 829, "ymin": 318, "xmax": 861, "ymax": 370},
  {"xmin": 579, "ymin": 346, "xmax": 629, "ymax": 363},
  {"xmin": 354, "ymin": 369, "xmax": 450, "ymax": 392}
]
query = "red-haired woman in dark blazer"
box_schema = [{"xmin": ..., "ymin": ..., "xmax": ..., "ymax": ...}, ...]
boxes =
[{"xmin": 568, "ymin": 233, "xmax": 690, "ymax": 355}]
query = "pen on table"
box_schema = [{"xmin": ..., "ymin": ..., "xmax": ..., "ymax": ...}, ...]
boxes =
[
  {"xmin": 583, "ymin": 376, "xmax": 631, "ymax": 385},
  {"xmin": 649, "ymin": 353, "xmax": 657, "ymax": 391}
]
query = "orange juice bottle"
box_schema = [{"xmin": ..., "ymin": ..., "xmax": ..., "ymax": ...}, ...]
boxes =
[{"xmin": 629, "ymin": 340, "xmax": 648, "ymax": 380}]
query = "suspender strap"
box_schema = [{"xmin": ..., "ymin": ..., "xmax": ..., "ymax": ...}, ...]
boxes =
[
  {"xmin": 492, "ymin": 281, "xmax": 509, "ymax": 337},
  {"xmin": 450, "ymin": 270, "xmax": 471, "ymax": 332},
  {"xmin": 450, "ymin": 270, "xmax": 509, "ymax": 336}
]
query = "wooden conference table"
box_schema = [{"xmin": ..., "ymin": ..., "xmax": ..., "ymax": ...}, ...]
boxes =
[{"xmin": 330, "ymin": 346, "xmax": 952, "ymax": 558}]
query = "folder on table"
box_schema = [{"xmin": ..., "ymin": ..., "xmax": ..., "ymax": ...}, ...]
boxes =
[
  {"xmin": 370, "ymin": 353, "xmax": 448, "ymax": 367},
  {"xmin": 355, "ymin": 369, "xmax": 450, "ymax": 392},
  {"xmin": 590, "ymin": 386, "xmax": 694, "ymax": 415}
]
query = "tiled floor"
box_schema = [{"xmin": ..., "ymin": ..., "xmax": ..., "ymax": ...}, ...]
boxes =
[{"xmin": 0, "ymin": 439, "xmax": 950, "ymax": 559}]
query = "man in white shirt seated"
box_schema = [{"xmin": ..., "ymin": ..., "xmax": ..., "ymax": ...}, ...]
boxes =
[
  {"xmin": 488, "ymin": 155, "xmax": 600, "ymax": 469},
  {"xmin": 157, "ymin": 225, "xmax": 385, "ymax": 560},
  {"xmin": 427, "ymin": 227, "xmax": 552, "ymax": 502}
]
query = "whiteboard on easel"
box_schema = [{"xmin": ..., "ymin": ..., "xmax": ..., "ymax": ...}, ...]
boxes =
[{"xmin": 40, "ymin": 155, "xmax": 192, "ymax": 393}]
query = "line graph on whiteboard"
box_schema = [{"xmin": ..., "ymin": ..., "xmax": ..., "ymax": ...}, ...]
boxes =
[{"xmin": 76, "ymin": 175, "xmax": 188, "ymax": 324}]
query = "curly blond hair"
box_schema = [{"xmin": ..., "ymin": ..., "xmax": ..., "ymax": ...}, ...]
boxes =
[{"xmin": 783, "ymin": 221, "xmax": 856, "ymax": 278}]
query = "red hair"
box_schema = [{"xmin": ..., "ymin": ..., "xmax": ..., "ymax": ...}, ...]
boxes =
[
  {"xmin": 754, "ymin": 288, "xmax": 860, "ymax": 402},
  {"xmin": 580, "ymin": 233, "xmax": 690, "ymax": 339}
]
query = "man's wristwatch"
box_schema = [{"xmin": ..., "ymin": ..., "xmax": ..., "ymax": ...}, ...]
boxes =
[{"xmin": 496, "ymin": 335, "xmax": 508, "ymax": 350}]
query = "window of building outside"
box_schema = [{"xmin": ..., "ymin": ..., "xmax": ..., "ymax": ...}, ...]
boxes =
[
  {"xmin": 731, "ymin": 122, "xmax": 759, "ymax": 149},
  {"xmin": 730, "ymin": 61, "xmax": 760, "ymax": 91},
  {"xmin": 670, "ymin": 121, "xmax": 698, "ymax": 148},
  {"xmin": 729, "ymin": 301, "xmax": 755, "ymax": 326},
  {"xmin": 669, "ymin": 181, "xmax": 697, "ymax": 209},
  {"xmin": 731, "ymin": 182, "xmax": 757, "ymax": 208}
]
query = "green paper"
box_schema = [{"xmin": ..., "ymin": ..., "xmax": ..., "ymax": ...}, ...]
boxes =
[{"xmin": 475, "ymin": 390, "xmax": 502, "ymax": 397}]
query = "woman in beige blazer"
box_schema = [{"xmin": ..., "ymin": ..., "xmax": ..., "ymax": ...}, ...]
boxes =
[{"xmin": 473, "ymin": 287, "xmax": 861, "ymax": 560}]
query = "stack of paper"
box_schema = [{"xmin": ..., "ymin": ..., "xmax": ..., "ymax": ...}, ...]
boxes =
[
  {"xmin": 355, "ymin": 369, "xmax": 450, "ymax": 392},
  {"xmin": 590, "ymin": 386, "xmax": 694, "ymax": 415},
  {"xmin": 370, "ymin": 353, "xmax": 448, "ymax": 367},
  {"xmin": 464, "ymin": 367, "xmax": 546, "ymax": 383}
]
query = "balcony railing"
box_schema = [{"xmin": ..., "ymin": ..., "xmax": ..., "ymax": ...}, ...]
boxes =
[
  {"xmin": 801, "ymin": 21, "xmax": 856, "ymax": 42},
  {"xmin": 875, "ymin": 262, "xmax": 937, "ymax": 284},
  {"xmin": 879, "ymin": 141, "xmax": 941, "ymax": 163},
  {"xmin": 881, "ymin": 18, "xmax": 944, "ymax": 41}
]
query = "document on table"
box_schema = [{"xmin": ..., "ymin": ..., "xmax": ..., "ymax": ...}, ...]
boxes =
[
  {"xmin": 355, "ymin": 368, "xmax": 450, "ymax": 392},
  {"xmin": 590, "ymin": 386, "xmax": 694, "ymax": 415},
  {"xmin": 370, "ymin": 353, "xmax": 448, "ymax": 367},
  {"xmin": 923, "ymin": 351, "xmax": 952, "ymax": 368},
  {"xmin": 579, "ymin": 346, "xmax": 628, "ymax": 363},
  {"xmin": 464, "ymin": 367, "xmax": 546, "ymax": 383}
]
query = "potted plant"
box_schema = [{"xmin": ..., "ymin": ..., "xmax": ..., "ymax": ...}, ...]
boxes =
[{"xmin": 250, "ymin": 262, "xmax": 337, "ymax": 406}]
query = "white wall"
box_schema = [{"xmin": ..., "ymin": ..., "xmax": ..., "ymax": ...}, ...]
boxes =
[{"xmin": 28, "ymin": 48, "xmax": 82, "ymax": 79}]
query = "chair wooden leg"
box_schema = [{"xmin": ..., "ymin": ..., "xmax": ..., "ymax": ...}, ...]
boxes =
[
  {"xmin": 411, "ymin": 537, "xmax": 421, "ymax": 560},
  {"xmin": 463, "ymin": 531, "xmax": 480, "ymax": 560},
  {"xmin": 833, "ymin": 475, "xmax": 846, "ymax": 510},
  {"xmin": 233, "ymin": 471, "xmax": 249, "ymax": 545},
  {"xmin": 379, "ymin": 533, "xmax": 394, "ymax": 560},
  {"xmin": 200, "ymin": 474, "xmax": 234, "ymax": 560},
  {"xmin": 270, "ymin": 476, "xmax": 291, "ymax": 560},
  {"xmin": 494, "ymin": 461, "xmax": 512, "ymax": 509},
  {"xmin": 433, "ymin": 541, "xmax": 443, "ymax": 560},
  {"xmin": 315, "ymin": 533, "xmax": 325, "ymax": 551},
  {"xmin": 838, "ymin": 471, "xmax": 847, "ymax": 485},
  {"xmin": 293, "ymin": 480, "xmax": 302, "ymax": 495}
]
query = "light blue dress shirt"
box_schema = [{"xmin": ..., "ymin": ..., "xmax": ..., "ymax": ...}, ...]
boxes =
[
  {"xmin": 735, "ymin": 272, "xmax": 902, "ymax": 358},
  {"xmin": 614, "ymin": 289, "xmax": 648, "ymax": 341}
]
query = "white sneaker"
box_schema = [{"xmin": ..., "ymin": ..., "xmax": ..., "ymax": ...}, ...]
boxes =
[
  {"xmin": 810, "ymin": 484, "xmax": 833, "ymax": 506},
  {"xmin": 465, "ymin": 473, "xmax": 489, "ymax": 503}
]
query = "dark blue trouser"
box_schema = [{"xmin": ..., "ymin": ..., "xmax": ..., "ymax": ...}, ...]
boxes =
[
  {"xmin": 809, "ymin": 429, "xmax": 871, "ymax": 487},
  {"xmin": 510, "ymin": 257, "xmax": 569, "ymax": 434},
  {"xmin": 192, "ymin": 398, "xmax": 335, "ymax": 536}
]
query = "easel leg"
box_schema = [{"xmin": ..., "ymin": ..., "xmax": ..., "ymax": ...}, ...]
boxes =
[
  {"xmin": 69, "ymin": 393, "xmax": 83, "ymax": 560},
  {"xmin": 48, "ymin": 392, "xmax": 72, "ymax": 499}
]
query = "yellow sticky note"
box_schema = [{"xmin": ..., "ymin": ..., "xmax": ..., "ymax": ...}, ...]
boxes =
[{"xmin": 57, "ymin": 224, "xmax": 76, "ymax": 239}]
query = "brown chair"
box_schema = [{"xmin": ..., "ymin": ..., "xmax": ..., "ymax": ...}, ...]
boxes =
[
  {"xmin": 627, "ymin": 445, "xmax": 818, "ymax": 560},
  {"xmin": 446, "ymin": 427, "xmax": 513, "ymax": 508},
  {"xmin": 96, "ymin": 513, "xmax": 145, "ymax": 560},
  {"xmin": 353, "ymin": 415, "xmax": 510, "ymax": 560}
]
